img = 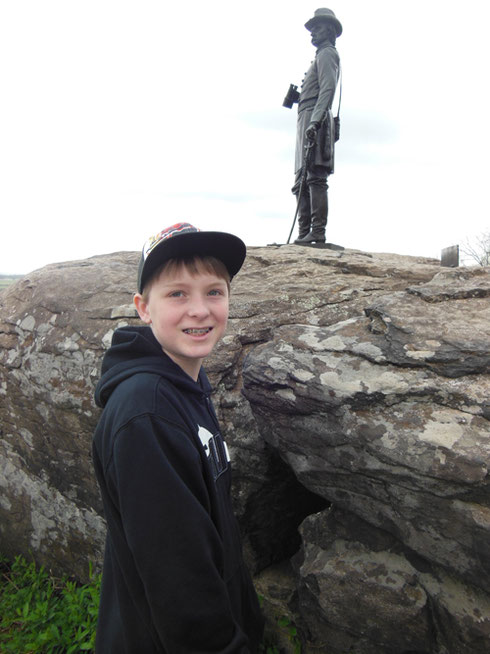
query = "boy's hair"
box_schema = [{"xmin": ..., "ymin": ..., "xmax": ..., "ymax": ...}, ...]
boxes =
[{"xmin": 141, "ymin": 255, "xmax": 231, "ymax": 302}]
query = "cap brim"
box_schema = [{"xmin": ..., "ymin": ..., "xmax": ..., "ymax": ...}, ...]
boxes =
[{"xmin": 138, "ymin": 231, "xmax": 246, "ymax": 293}]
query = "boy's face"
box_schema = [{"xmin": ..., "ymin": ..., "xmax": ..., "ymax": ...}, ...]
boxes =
[{"xmin": 134, "ymin": 262, "xmax": 229, "ymax": 381}]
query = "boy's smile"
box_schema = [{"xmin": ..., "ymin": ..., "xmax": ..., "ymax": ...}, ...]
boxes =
[{"xmin": 134, "ymin": 264, "xmax": 229, "ymax": 381}]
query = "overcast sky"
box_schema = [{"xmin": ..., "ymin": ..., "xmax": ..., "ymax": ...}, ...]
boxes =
[{"xmin": 1, "ymin": 0, "xmax": 489, "ymax": 275}]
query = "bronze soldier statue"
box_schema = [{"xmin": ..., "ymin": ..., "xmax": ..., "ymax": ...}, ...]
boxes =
[{"xmin": 284, "ymin": 8, "xmax": 342, "ymax": 245}]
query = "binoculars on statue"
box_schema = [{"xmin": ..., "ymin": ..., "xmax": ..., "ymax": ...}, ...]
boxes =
[{"xmin": 283, "ymin": 83, "xmax": 300, "ymax": 108}]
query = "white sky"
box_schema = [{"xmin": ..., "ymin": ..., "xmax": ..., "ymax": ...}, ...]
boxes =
[{"xmin": 1, "ymin": 0, "xmax": 489, "ymax": 274}]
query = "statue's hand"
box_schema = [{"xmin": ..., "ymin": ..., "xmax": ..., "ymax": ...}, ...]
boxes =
[{"xmin": 306, "ymin": 121, "xmax": 320, "ymax": 141}]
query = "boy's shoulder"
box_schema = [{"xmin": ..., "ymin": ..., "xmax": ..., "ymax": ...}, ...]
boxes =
[
  {"xmin": 105, "ymin": 369, "xmax": 175, "ymax": 414},
  {"xmin": 102, "ymin": 367, "xmax": 205, "ymax": 431}
]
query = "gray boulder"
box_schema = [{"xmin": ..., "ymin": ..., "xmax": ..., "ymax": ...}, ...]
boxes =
[
  {"xmin": 241, "ymin": 258, "xmax": 490, "ymax": 653},
  {"xmin": 1, "ymin": 245, "xmax": 489, "ymax": 653}
]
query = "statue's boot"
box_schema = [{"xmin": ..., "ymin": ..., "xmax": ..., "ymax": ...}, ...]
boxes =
[
  {"xmin": 293, "ymin": 190, "xmax": 312, "ymax": 243},
  {"xmin": 295, "ymin": 184, "xmax": 328, "ymax": 244}
]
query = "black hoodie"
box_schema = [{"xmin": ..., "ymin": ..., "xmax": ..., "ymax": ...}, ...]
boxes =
[{"xmin": 92, "ymin": 326, "xmax": 263, "ymax": 653}]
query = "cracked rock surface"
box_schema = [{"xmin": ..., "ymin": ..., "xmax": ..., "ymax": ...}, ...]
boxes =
[
  {"xmin": 241, "ymin": 251, "xmax": 490, "ymax": 653},
  {"xmin": 1, "ymin": 246, "xmax": 489, "ymax": 652}
]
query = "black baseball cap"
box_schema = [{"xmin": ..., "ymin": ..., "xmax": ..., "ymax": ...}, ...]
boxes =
[{"xmin": 137, "ymin": 222, "xmax": 246, "ymax": 293}]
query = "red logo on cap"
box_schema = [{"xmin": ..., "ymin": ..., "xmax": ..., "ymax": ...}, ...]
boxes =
[{"xmin": 144, "ymin": 223, "xmax": 199, "ymax": 259}]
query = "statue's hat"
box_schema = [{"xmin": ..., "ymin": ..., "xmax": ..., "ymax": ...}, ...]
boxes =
[{"xmin": 305, "ymin": 8, "xmax": 342, "ymax": 37}]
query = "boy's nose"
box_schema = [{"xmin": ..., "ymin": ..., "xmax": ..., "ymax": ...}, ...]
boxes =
[{"xmin": 187, "ymin": 295, "xmax": 210, "ymax": 318}]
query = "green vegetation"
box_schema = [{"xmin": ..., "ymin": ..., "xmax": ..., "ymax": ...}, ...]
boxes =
[
  {"xmin": 260, "ymin": 613, "xmax": 302, "ymax": 653},
  {"xmin": 1, "ymin": 554, "xmax": 301, "ymax": 653},
  {"xmin": 0, "ymin": 554, "xmax": 100, "ymax": 653},
  {"xmin": 258, "ymin": 592, "xmax": 303, "ymax": 654},
  {"xmin": 276, "ymin": 615, "xmax": 302, "ymax": 654},
  {"xmin": 0, "ymin": 275, "xmax": 23, "ymax": 290}
]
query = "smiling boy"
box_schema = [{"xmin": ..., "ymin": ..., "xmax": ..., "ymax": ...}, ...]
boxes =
[
  {"xmin": 92, "ymin": 223, "xmax": 264, "ymax": 653},
  {"xmin": 134, "ymin": 257, "xmax": 229, "ymax": 381}
]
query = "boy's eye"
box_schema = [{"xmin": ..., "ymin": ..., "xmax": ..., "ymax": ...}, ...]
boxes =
[
  {"xmin": 209, "ymin": 288, "xmax": 225, "ymax": 296},
  {"xmin": 169, "ymin": 290, "xmax": 184, "ymax": 298}
]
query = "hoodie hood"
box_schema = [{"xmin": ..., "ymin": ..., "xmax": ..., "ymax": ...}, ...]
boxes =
[{"xmin": 94, "ymin": 325, "xmax": 211, "ymax": 408}]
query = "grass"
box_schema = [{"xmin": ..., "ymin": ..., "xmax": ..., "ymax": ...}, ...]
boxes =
[
  {"xmin": 0, "ymin": 275, "xmax": 23, "ymax": 290},
  {"xmin": 0, "ymin": 554, "xmax": 303, "ymax": 653},
  {"xmin": 0, "ymin": 554, "xmax": 100, "ymax": 653},
  {"xmin": 260, "ymin": 614, "xmax": 302, "ymax": 653}
]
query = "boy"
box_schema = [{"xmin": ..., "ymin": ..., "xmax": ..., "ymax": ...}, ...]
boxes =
[{"xmin": 92, "ymin": 223, "xmax": 264, "ymax": 653}]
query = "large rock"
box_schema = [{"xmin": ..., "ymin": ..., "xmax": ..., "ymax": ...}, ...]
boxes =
[
  {"xmin": 241, "ymin": 259, "xmax": 490, "ymax": 653},
  {"xmin": 293, "ymin": 508, "xmax": 490, "ymax": 654},
  {"xmin": 1, "ymin": 245, "xmax": 489, "ymax": 653}
]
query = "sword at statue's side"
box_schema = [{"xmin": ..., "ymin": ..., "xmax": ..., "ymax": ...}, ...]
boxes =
[{"xmin": 287, "ymin": 139, "xmax": 315, "ymax": 245}]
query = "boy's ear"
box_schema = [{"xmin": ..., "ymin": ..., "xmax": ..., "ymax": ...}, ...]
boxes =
[{"xmin": 134, "ymin": 293, "xmax": 151, "ymax": 324}]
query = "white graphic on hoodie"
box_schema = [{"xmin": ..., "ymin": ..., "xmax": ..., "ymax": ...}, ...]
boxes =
[{"xmin": 198, "ymin": 425, "xmax": 230, "ymax": 479}]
